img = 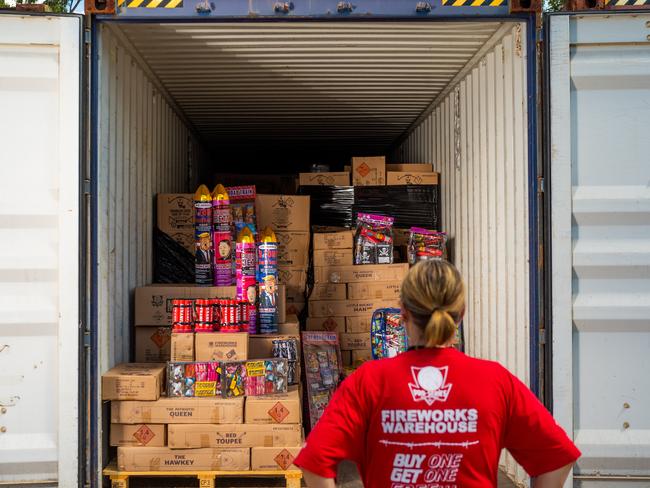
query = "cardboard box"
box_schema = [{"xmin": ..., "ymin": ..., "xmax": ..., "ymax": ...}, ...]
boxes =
[
  {"xmin": 393, "ymin": 228, "xmax": 411, "ymax": 247},
  {"xmin": 352, "ymin": 156, "xmax": 386, "ymax": 186},
  {"xmin": 341, "ymin": 350, "xmax": 352, "ymax": 367},
  {"xmin": 245, "ymin": 388, "xmax": 301, "ymax": 424},
  {"xmin": 387, "ymin": 171, "xmax": 439, "ymax": 186},
  {"xmin": 306, "ymin": 316, "xmax": 345, "ymax": 332},
  {"xmin": 135, "ymin": 327, "xmax": 171, "ymax": 363},
  {"xmin": 135, "ymin": 285, "xmax": 236, "ymax": 327},
  {"xmin": 285, "ymin": 301, "xmax": 305, "ymax": 317},
  {"xmin": 352, "ymin": 349, "xmax": 373, "ymax": 365},
  {"xmin": 310, "ymin": 284, "xmax": 347, "ymax": 301},
  {"xmin": 168, "ymin": 424, "xmax": 303, "ymax": 449},
  {"xmin": 111, "ymin": 397, "xmax": 244, "ymax": 424},
  {"xmin": 345, "ymin": 315, "xmax": 373, "ymax": 333},
  {"xmin": 157, "ymin": 193, "xmax": 194, "ymax": 253},
  {"xmin": 347, "ymin": 282, "xmax": 401, "ymax": 300},
  {"xmin": 117, "ymin": 447, "xmax": 249, "ymax": 472},
  {"xmin": 110, "ymin": 424, "xmax": 166, "ymax": 447},
  {"xmin": 195, "ymin": 332, "xmax": 248, "ymax": 361},
  {"xmin": 299, "ymin": 172, "xmax": 350, "ymax": 186},
  {"xmin": 341, "ymin": 333, "xmax": 371, "ymax": 350},
  {"xmin": 279, "ymin": 315, "xmax": 300, "ymax": 335},
  {"xmin": 309, "ymin": 299, "xmax": 399, "ymax": 317},
  {"xmin": 276, "ymin": 231, "xmax": 310, "ymax": 267},
  {"xmin": 314, "ymin": 263, "xmax": 409, "ymax": 284},
  {"xmin": 249, "ymin": 334, "xmax": 300, "ymax": 360},
  {"xmin": 278, "ymin": 267, "xmax": 307, "ymax": 301},
  {"xmin": 171, "ymin": 333, "xmax": 194, "ymax": 362},
  {"xmin": 256, "ymin": 194, "xmax": 310, "ymax": 232},
  {"xmin": 102, "ymin": 363, "xmax": 166, "ymax": 401},
  {"xmin": 251, "ymin": 447, "xmax": 301, "ymax": 471},
  {"xmin": 312, "ymin": 230, "xmax": 354, "ymax": 250},
  {"xmin": 313, "ymin": 249, "xmax": 353, "ymax": 267},
  {"xmin": 386, "ymin": 163, "xmax": 434, "ymax": 172}
]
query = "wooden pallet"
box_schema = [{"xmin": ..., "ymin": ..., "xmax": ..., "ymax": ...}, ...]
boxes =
[{"xmin": 103, "ymin": 462, "xmax": 302, "ymax": 488}]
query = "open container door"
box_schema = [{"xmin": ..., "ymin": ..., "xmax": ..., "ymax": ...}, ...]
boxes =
[
  {"xmin": 548, "ymin": 11, "xmax": 650, "ymax": 485},
  {"xmin": 0, "ymin": 13, "xmax": 81, "ymax": 486}
]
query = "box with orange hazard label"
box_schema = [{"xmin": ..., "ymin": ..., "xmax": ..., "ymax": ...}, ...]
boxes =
[
  {"xmin": 251, "ymin": 447, "xmax": 301, "ymax": 471},
  {"xmin": 244, "ymin": 387, "xmax": 301, "ymax": 424},
  {"xmin": 110, "ymin": 424, "xmax": 166, "ymax": 447}
]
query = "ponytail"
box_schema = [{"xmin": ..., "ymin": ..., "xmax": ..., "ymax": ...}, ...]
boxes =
[{"xmin": 400, "ymin": 261, "xmax": 465, "ymax": 347}]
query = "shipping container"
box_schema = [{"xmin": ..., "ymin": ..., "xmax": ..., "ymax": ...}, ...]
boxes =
[{"xmin": 0, "ymin": 4, "xmax": 648, "ymax": 487}]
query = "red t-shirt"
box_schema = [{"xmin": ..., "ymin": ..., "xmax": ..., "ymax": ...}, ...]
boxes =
[{"xmin": 294, "ymin": 347, "xmax": 580, "ymax": 487}]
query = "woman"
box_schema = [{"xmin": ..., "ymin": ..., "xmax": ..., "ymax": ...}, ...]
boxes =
[{"xmin": 294, "ymin": 260, "xmax": 580, "ymax": 488}]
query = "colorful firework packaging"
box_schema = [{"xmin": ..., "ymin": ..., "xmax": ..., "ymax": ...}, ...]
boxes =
[
  {"xmin": 212, "ymin": 184, "xmax": 234, "ymax": 286},
  {"xmin": 354, "ymin": 213, "xmax": 394, "ymax": 265},
  {"xmin": 194, "ymin": 299, "xmax": 214, "ymax": 333},
  {"xmin": 301, "ymin": 331, "xmax": 343, "ymax": 428},
  {"xmin": 370, "ymin": 308, "xmax": 408, "ymax": 360},
  {"xmin": 407, "ymin": 227, "xmax": 447, "ymax": 264},
  {"xmin": 257, "ymin": 227, "xmax": 279, "ymax": 334},
  {"xmin": 272, "ymin": 338, "xmax": 299, "ymax": 385},
  {"xmin": 228, "ymin": 185, "xmax": 257, "ymax": 235},
  {"xmin": 194, "ymin": 185, "xmax": 214, "ymax": 285},
  {"xmin": 168, "ymin": 361, "xmax": 221, "ymax": 397},
  {"xmin": 244, "ymin": 359, "xmax": 289, "ymax": 396},
  {"xmin": 236, "ymin": 227, "xmax": 257, "ymax": 334},
  {"xmin": 222, "ymin": 361, "xmax": 247, "ymax": 398}
]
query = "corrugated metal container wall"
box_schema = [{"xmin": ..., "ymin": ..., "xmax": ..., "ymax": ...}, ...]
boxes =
[
  {"xmin": 96, "ymin": 23, "xmax": 202, "ymax": 374},
  {"xmin": 394, "ymin": 23, "xmax": 530, "ymax": 485}
]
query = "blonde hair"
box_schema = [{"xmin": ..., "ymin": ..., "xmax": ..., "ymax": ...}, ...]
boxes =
[{"xmin": 400, "ymin": 260, "xmax": 465, "ymax": 347}]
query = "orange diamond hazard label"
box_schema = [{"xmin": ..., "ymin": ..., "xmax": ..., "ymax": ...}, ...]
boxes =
[
  {"xmin": 274, "ymin": 449, "xmax": 295, "ymax": 470},
  {"xmin": 150, "ymin": 329, "xmax": 170, "ymax": 348},
  {"xmin": 133, "ymin": 425, "xmax": 155, "ymax": 446},
  {"xmin": 323, "ymin": 318, "xmax": 339, "ymax": 331},
  {"xmin": 356, "ymin": 162, "xmax": 371, "ymax": 177},
  {"xmin": 268, "ymin": 402, "xmax": 290, "ymax": 423}
]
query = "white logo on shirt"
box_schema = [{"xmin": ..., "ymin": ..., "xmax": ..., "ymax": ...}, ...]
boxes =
[{"xmin": 408, "ymin": 366, "xmax": 452, "ymax": 405}]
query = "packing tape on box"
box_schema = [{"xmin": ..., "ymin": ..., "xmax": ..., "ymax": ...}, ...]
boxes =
[
  {"xmin": 142, "ymin": 408, "xmax": 152, "ymax": 423},
  {"xmin": 264, "ymin": 435, "xmax": 273, "ymax": 447},
  {"xmin": 201, "ymin": 433, "xmax": 209, "ymax": 447}
]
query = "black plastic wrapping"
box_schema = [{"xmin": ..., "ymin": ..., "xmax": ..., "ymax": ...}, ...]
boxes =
[
  {"xmin": 298, "ymin": 185, "xmax": 355, "ymax": 229},
  {"xmin": 154, "ymin": 227, "xmax": 194, "ymax": 284},
  {"xmin": 354, "ymin": 185, "xmax": 440, "ymax": 230}
]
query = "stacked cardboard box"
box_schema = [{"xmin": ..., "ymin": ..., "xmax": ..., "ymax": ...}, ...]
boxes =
[{"xmin": 256, "ymin": 194, "xmax": 311, "ymax": 317}]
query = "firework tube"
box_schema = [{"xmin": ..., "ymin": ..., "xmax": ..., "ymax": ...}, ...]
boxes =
[
  {"xmin": 212, "ymin": 184, "xmax": 234, "ymax": 286},
  {"xmin": 236, "ymin": 227, "xmax": 257, "ymax": 333},
  {"xmin": 194, "ymin": 184, "xmax": 213, "ymax": 285},
  {"xmin": 257, "ymin": 227, "xmax": 279, "ymax": 334}
]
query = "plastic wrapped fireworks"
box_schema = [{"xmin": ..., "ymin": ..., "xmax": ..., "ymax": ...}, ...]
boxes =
[
  {"xmin": 272, "ymin": 338, "xmax": 299, "ymax": 385},
  {"xmin": 228, "ymin": 185, "xmax": 257, "ymax": 236},
  {"xmin": 301, "ymin": 331, "xmax": 343, "ymax": 429},
  {"xmin": 354, "ymin": 213, "xmax": 394, "ymax": 265},
  {"xmin": 371, "ymin": 308, "xmax": 408, "ymax": 360},
  {"xmin": 168, "ymin": 361, "xmax": 221, "ymax": 397},
  {"xmin": 407, "ymin": 228, "xmax": 447, "ymax": 264},
  {"xmin": 244, "ymin": 359, "xmax": 289, "ymax": 396}
]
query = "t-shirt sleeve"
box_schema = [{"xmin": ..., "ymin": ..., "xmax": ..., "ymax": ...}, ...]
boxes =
[
  {"xmin": 294, "ymin": 363, "xmax": 372, "ymax": 478},
  {"xmin": 503, "ymin": 369, "xmax": 581, "ymax": 477}
]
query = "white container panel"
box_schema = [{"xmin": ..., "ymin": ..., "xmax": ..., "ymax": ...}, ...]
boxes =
[{"xmin": 396, "ymin": 23, "xmax": 530, "ymax": 486}]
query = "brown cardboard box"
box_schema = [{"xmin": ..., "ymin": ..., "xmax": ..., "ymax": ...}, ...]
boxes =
[
  {"xmin": 314, "ymin": 263, "xmax": 409, "ymax": 284},
  {"xmin": 245, "ymin": 388, "xmax": 301, "ymax": 424},
  {"xmin": 276, "ymin": 231, "xmax": 310, "ymax": 267},
  {"xmin": 195, "ymin": 332, "xmax": 248, "ymax": 361},
  {"xmin": 285, "ymin": 301, "xmax": 305, "ymax": 317},
  {"xmin": 279, "ymin": 315, "xmax": 300, "ymax": 335},
  {"xmin": 277, "ymin": 283, "xmax": 287, "ymax": 324},
  {"xmin": 299, "ymin": 172, "xmax": 350, "ymax": 186},
  {"xmin": 135, "ymin": 327, "xmax": 171, "ymax": 362},
  {"xmin": 110, "ymin": 424, "xmax": 166, "ymax": 447},
  {"xmin": 313, "ymin": 249, "xmax": 353, "ymax": 267},
  {"xmin": 102, "ymin": 363, "xmax": 166, "ymax": 401},
  {"xmin": 393, "ymin": 228, "xmax": 411, "ymax": 247},
  {"xmin": 310, "ymin": 284, "xmax": 347, "ymax": 301},
  {"xmin": 341, "ymin": 350, "xmax": 352, "ymax": 367},
  {"xmin": 256, "ymin": 194, "xmax": 310, "ymax": 232},
  {"xmin": 251, "ymin": 447, "xmax": 301, "ymax": 471},
  {"xmin": 347, "ymin": 282, "xmax": 401, "ymax": 300},
  {"xmin": 312, "ymin": 230, "xmax": 354, "ymax": 250},
  {"xmin": 309, "ymin": 299, "xmax": 399, "ymax": 317},
  {"xmin": 117, "ymin": 447, "xmax": 250, "ymax": 472},
  {"xmin": 171, "ymin": 333, "xmax": 194, "ymax": 362},
  {"xmin": 135, "ymin": 285, "xmax": 237, "ymax": 327},
  {"xmin": 278, "ymin": 267, "xmax": 307, "ymax": 301},
  {"xmin": 343, "ymin": 165, "xmax": 351, "ymax": 172},
  {"xmin": 341, "ymin": 333, "xmax": 371, "ymax": 350},
  {"xmin": 111, "ymin": 397, "xmax": 244, "ymax": 424},
  {"xmin": 157, "ymin": 193, "xmax": 194, "ymax": 253},
  {"xmin": 168, "ymin": 424, "xmax": 303, "ymax": 449},
  {"xmin": 387, "ymin": 171, "xmax": 439, "ymax": 185},
  {"xmin": 345, "ymin": 315, "xmax": 373, "ymax": 333},
  {"xmin": 352, "ymin": 349, "xmax": 373, "ymax": 365},
  {"xmin": 306, "ymin": 316, "xmax": 345, "ymax": 332},
  {"xmin": 386, "ymin": 163, "xmax": 434, "ymax": 172},
  {"xmin": 352, "ymin": 156, "xmax": 386, "ymax": 186},
  {"xmin": 249, "ymin": 334, "xmax": 300, "ymax": 360}
]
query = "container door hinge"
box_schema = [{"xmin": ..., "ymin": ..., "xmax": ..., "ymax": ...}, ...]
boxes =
[
  {"xmin": 83, "ymin": 179, "xmax": 91, "ymax": 196},
  {"xmin": 84, "ymin": 30, "xmax": 91, "ymax": 45},
  {"xmin": 83, "ymin": 330, "xmax": 91, "ymax": 349},
  {"xmin": 539, "ymin": 328, "xmax": 547, "ymax": 345},
  {"xmin": 538, "ymin": 176, "xmax": 545, "ymax": 194}
]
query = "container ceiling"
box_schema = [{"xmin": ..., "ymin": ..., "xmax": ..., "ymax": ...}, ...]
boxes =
[{"xmin": 117, "ymin": 21, "xmax": 504, "ymax": 158}]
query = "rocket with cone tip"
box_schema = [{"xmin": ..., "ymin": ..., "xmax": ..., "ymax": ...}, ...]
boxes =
[
  {"xmin": 236, "ymin": 227, "xmax": 257, "ymax": 333},
  {"xmin": 194, "ymin": 184, "xmax": 213, "ymax": 285},
  {"xmin": 257, "ymin": 226, "xmax": 279, "ymax": 334},
  {"xmin": 212, "ymin": 184, "xmax": 234, "ymax": 286}
]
